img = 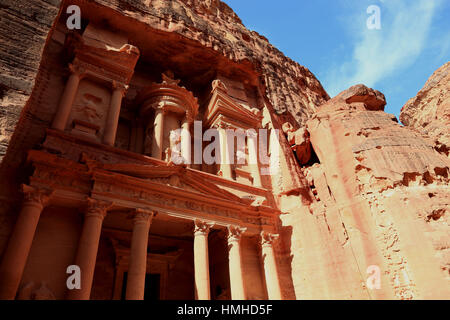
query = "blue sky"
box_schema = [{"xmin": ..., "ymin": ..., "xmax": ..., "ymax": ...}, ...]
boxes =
[{"xmin": 223, "ymin": 0, "xmax": 450, "ymax": 119}]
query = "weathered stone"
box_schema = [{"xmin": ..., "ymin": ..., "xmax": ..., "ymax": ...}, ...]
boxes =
[{"xmin": 400, "ymin": 62, "xmax": 450, "ymax": 156}]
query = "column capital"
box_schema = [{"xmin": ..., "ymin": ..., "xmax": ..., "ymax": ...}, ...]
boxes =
[
  {"xmin": 129, "ymin": 208, "xmax": 156, "ymax": 224},
  {"xmin": 227, "ymin": 225, "xmax": 247, "ymax": 243},
  {"xmin": 261, "ymin": 231, "xmax": 279, "ymax": 248},
  {"xmin": 154, "ymin": 102, "xmax": 168, "ymax": 114},
  {"xmin": 194, "ymin": 220, "xmax": 214, "ymax": 236},
  {"xmin": 21, "ymin": 185, "xmax": 53, "ymax": 208},
  {"xmin": 85, "ymin": 198, "xmax": 113, "ymax": 219},
  {"xmin": 68, "ymin": 63, "xmax": 86, "ymax": 78},
  {"xmin": 112, "ymin": 80, "xmax": 129, "ymax": 96},
  {"xmin": 246, "ymin": 129, "xmax": 258, "ymax": 139},
  {"xmin": 213, "ymin": 119, "xmax": 232, "ymax": 130}
]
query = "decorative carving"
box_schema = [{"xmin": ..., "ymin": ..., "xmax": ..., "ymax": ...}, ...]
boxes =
[
  {"xmin": 85, "ymin": 198, "xmax": 113, "ymax": 219},
  {"xmin": 31, "ymin": 282, "xmax": 55, "ymax": 300},
  {"xmin": 21, "ymin": 185, "xmax": 53, "ymax": 207},
  {"xmin": 194, "ymin": 219, "xmax": 214, "ymax": 236},
  {"xmin": 169, "ymin": 175, "xmax": 181, "ymax": 187},
  {"xmin": 130, "ymin": 208, "xmax": 156, "ymax": 224},
  {"xmin": 261, "ymin": 231, "xmax": 279, "ymax": 247},
  {"xmin": 75, "ymin": 93, "xmax": 103, "ymax": 122},
  {"xmin": 112, "ymin": 80, "xmax": 129, "ymax": 96},
  {"xmin": 68, "ymin": 63, "xmax": 86, "ymax": 78},
  {"xmin": 227, "ymin": 225, "xmax": 247, "ymax": 243},
  {"xmin": 17, "ymin": 282, "xmax": 55, "ymax": 300},
  {"xmin": 212, "ymin": 79, "xmax": 228, "ymax": 93},
  {"xmin": 162, "ymin": 70, "xmax": 181, "ymax": 86}
]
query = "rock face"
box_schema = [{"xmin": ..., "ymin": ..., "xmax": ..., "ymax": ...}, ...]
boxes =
[
  {"xmin": 298, "ymin": 85, "xmax": 450, "ymax": 299},
  {"xmin": 400, "ymin": 62, "xmax": 450, "ymax": 156},
  {"xmin": 0, "ymin": 0, "xmax": 62, "ymax": 162}
]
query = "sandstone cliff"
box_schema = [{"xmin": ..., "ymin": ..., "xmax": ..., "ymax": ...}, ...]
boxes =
[
  {"xmin": 289, "ymin": 84, "xmax": 450, "ymax": 299},
  {"xmin": 400, "ymin": 62, "xmax": 450, "ymax": 156},
  {"xmin": 0, "ymin": 0, "xmax": 62, "ymax": 162}
]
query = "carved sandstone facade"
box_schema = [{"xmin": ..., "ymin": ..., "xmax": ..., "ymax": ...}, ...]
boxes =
[{"xmin": 0, "ymin": 1, "xmax": 448, "ymax": 300}]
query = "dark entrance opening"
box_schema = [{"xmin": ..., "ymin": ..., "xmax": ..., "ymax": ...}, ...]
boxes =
[{"xmin": 121, "ymin": 272, "xmax": 161, "ymax": 300}]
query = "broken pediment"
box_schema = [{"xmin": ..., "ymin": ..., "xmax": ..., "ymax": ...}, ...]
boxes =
[
  {"xmin": 204, "ymin": 79, "xmax": 262, "ymax": 130},
  {"xmin": 64, "ymin": 30, "xmax": 140, "ymax": 85}
]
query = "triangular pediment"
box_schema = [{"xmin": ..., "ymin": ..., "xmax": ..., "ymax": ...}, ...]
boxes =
[{"xmin": 99, "ymin": 162, "xmax": 247, "ymax": 204}]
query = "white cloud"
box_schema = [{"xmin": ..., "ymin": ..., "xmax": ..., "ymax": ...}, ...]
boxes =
[{"xmin": 325, "ymin": 0, "xmax": 443, "ymax": 97}]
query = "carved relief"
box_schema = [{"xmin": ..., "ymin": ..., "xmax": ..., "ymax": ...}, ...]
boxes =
[
  {"xmin": 17, "ymin": 282, "xmax": 55, "ymax": 300},
  {"xmin": 69, "ymin": 79, "xmax": 110, "ymax": 137}
]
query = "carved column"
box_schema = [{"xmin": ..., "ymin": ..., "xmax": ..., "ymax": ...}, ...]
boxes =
[
  {"xmin": 0, "ymin": 185, "xmax": 52, "ymax": 300},
  {"xmin": 181, "ymin": 116, "xmax": 192, "ymax": 165},
  {"xmin": 227, "ymin": 225, "xmax": 247, "ymax": 300},
  {"xmin": 261, "ymin": 232, "xmax": 282, "ymax": 300},
  {"xmin": 247, "ymin": 130, "xmax": 262, "ymax": 187},
  {"xmin": 66, "ymin": 199, "xmax": 112, "ymax": 300},
  {"xmin": 193, "ymin": 220, "xmax": 213, "ymax": 300},
  {"xmin": 103, "ymin": 81, "xmax": 128, "ymax": 146},
  {"xmin": 218, "ymin": 123, "xmax": 233, "ymax": 180},
  {"xmin": 126, "ymin": 209, "xmax": 155, "ymax": 300},
  {"xmin": 52, "ymin": 63, "xmax": 84, "ymax": 130},
  {"xmin": 151, "ymin": 106, "xmax": 165, "ymax": 160}
]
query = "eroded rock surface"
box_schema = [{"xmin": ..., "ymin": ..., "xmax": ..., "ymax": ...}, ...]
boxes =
[
  {"xmin": 0, "ymin": 0, "xmax": 62, "ymax": 162},
  {"xmin": 400, "ymin": 62, "xmax": 450, "ymax": 156},
  {"xmin": 302, "ymin": 85, "xmax": 450, "ymax": 299}
]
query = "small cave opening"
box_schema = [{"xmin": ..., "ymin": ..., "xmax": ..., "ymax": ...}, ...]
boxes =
[{"xmin": 292, "ymin": 141, "xmax": 320, "ymax": 168}]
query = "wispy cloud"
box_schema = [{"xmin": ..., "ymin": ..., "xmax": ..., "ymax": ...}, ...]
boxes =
[{"xmin": 325, "ymin": 0, "xmax": 443, "ymax": 97}]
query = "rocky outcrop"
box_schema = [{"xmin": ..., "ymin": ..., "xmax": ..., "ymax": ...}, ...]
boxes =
[
  {"xmin": 299, "ymin": 85, "xmax": 450, "ymax": 299},
  {"xmin": 400, "ymin": 62, "xmax": 450, "ymax": 156},
  {"xmin": 0, "ymin": 0, "xmax": 62, "ymax": 162}
]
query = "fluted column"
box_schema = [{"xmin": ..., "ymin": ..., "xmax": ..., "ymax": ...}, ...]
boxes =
[
  {"xmin": 151, "ymin": 106, "xmax": 165, "ymax": 160},
  {"xmin": 0, "ymin": 185, "xmax": 52, "ymax": 300},
  {"xmin": 247, "ymin": 130, "xmax": 262, "ymax": 187},
  {"xmin": 103, "ymin": 81, "xmax": 128, "ymax": 146},
  {"xmin": 218, "ymin": 123, "xmax": 232, "ymax": 179},
  {"xmin": 227, "ymin": 225, "xmax": 247, "ymax": 300},
  {"xmin": 181, "ymin": 116, "xmax": 192, "ymax": 165},
  {"xmin": 126, "ymin": 209, "xmax": 155, "ymax": 300},
  {"xmin": 66, "ymin": 199, "xmax": 112, "ymax": 300},
  {"xmin": 194, "ymin": 220, "xmax": 213, "ymax": 300},
  {"xmin": 261, "ymin": 232, "xmax": 282, "ymax": 300},
  {"xmin": 52, "ymin": 63, "xmax": 84, "ymax": 130}
]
